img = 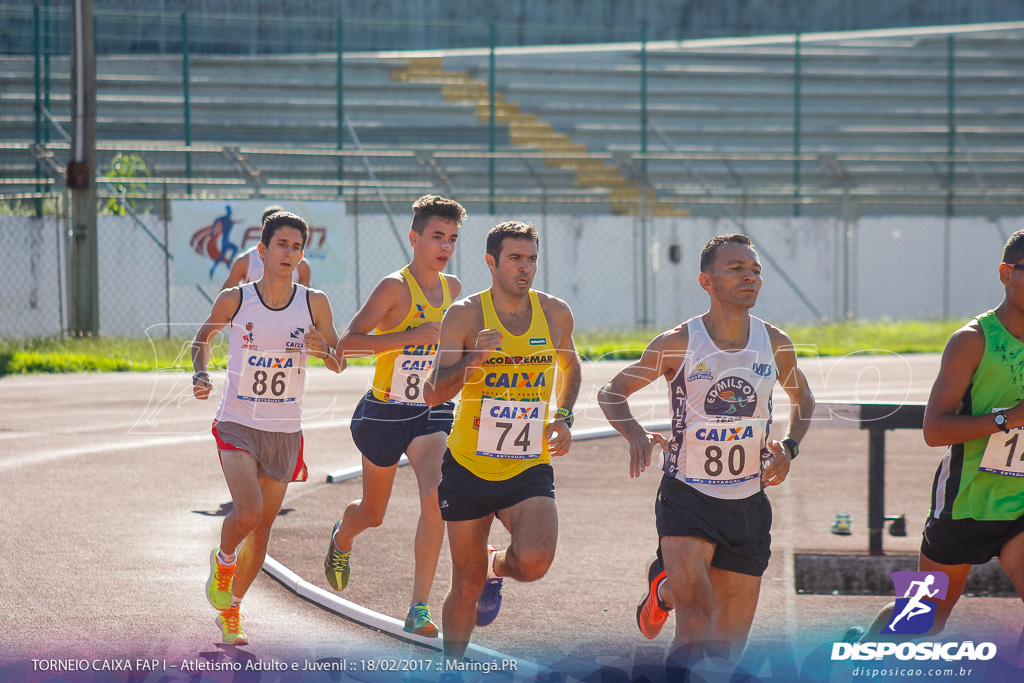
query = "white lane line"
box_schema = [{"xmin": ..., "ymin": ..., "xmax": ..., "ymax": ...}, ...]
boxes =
[
  {"xmin": 262, "ymin": 556, "xmax": 552, "ymax": 680},
  {"xmin": 0, "ymin": 419, "xmax": 351, "ymax": 473}
]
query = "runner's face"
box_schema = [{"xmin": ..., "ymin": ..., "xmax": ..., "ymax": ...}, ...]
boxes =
[
  {"xmin": 410, "ymin": 217, "xmax": 458, "ymax": 271},
  {"xmin": 489, "ymin": 237, "xmax": 538, "ymax": 296},
  {"xmin": 702, "ymin": 244, "xmax": 762, "ymax": 308},
  {"xmin": 258, "ymin": 226, "xmax": 304, "ymax": 279}
]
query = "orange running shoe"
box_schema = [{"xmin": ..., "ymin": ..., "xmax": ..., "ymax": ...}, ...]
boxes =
[{"xmin": 637, "ymin": 552, "xmax": 670, "ymax": 639}]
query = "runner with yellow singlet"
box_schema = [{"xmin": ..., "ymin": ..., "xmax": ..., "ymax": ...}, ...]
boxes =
[
  {"xmin": 323, "ymin": 195, "xmax": 465, "ymax": 638},
  {"xmin": 446, "ymin": 288, "xmax": 556, "ymax": 480},
  {"xmin": 424, "ymin": 220, "xmax": 581, "ymax": 668}
]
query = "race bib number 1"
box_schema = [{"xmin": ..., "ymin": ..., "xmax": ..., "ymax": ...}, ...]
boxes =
[
  {"xmin": 477, "ymin": 398, "xmax": 545, "ymax": 459},
  {"xmin": 389, "ymin": 353, "xmax": 433, "ymax": 406},
  {"xmin": 684, "ymin": 418, "xmax": 764, "ymax": 485},
  {"xmin": 980, "ymin": 409, "xmax": 1024, "ymax": 478},
  {"xmin": 237, "ymin": 352, "xmax": 301, "ymax": 403}
]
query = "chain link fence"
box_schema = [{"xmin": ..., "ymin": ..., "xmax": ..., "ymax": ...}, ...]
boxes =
[{"xmin": 0, "ymin": 193, "xmax": 1010, "ymax": 339}]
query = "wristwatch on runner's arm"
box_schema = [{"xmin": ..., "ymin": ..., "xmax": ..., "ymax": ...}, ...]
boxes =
[
  {"xmin": 782, "ymin": 437, "xmax": 799, "ymax": 460},
  {"xmin": 555, "ymin": 408, "xmax": 574, "ymax": 429}
]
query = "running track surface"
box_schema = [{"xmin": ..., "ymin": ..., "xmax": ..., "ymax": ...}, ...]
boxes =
[{"xmin": 1, "ymin": 354, "xmax": 1021, "ymax": 682}]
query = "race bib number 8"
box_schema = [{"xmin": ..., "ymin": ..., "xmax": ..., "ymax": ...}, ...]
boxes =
[
  {"xmin": 980, "ymin": 409, "xmax": 1024, "ymax": 478},
  {"xmin": 237, "ymin": 352, "xmax": 302, "ymax": 403},
  {"xmin": 389, "ymin": 353, "xmax": 433, "ymax": 406},
  {"xmin": 477, "ymin": 398, "xmax": 545, "ymax": 459},
  {"xmin": 684, "ymin": 418, "xmax": 764, "ymax": 485}
]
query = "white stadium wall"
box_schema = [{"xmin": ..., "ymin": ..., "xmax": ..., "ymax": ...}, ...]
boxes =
[{"xmin": 0, "ymin": 214, "xmax": 1009, "ymax": 338}]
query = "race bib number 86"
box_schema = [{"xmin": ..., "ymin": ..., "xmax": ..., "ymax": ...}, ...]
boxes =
[
  {"xmin": 237, "ymin": 352, "xmax": 301, "ymax": 403},
  {"xmin": 389, "ymin": 353, "xmax": 433, "ymax": 406}
]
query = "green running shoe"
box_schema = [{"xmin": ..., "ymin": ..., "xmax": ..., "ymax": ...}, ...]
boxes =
[
  {"xmin": 206, "ymin": 547, "xmax": 235, "ymax": 611},
  {"xmin": 216, "ymin": 606, "xmax": 248, "ymax": 645},
  {"xmin": 324, "ymin": 520, "xmax": 351, "ymax": 591},
  {"xmin": 403, "ymin": 602, "xmax": 439, "ymax": 638}
]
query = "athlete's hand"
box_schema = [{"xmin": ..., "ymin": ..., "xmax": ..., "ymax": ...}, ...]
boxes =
[
  {"xmin": 546, "ymin": 416, "xmax": 572, "ymax": 457},
  {"xmin": 761, "ymin": 440, "xmax": 791, "ymax": 487},
  {"xmin": 626, "ymin": 428, "xmax": 669, "ymax": 479},
  {"xmin": 192, "ymin": 371, "xmax": 213, "ymax": 400},
  {"xmin": 467, "ymin": 328, "xmax": 502, "ymax": 368},
  {"xmin": 405, "ymin": 321, "xmax": 442, "ymax": 348},
  {"xmin": 304, "ymin": 324, "xmax": 330, "ymax": 359}
]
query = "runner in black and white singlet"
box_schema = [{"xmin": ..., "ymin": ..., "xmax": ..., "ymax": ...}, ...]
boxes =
[
  {"xmin": 599, "ymin": 234, "xmax": 815, "ymax": 675},
  {"xmin": 192, "ymin": 211, "xmax": 343, "ymax": 646},
  {"xmin": 323, "ymin": 195, "xmax": 466, "ymax": 639}
]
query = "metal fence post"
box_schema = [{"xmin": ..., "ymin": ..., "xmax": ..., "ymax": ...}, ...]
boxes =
[
  {"xmin": 163, "ymin": 182, "xmax": 171, "ymax": 337},
  {"xmin": 640, "ymin": 28, "xmax": 647, "ymax": 177},
  {"xmin": 793, "ymin": 32, "xmax": 801, "ymax": 218},
  {"xmin": 488, "ymin": 23, "xmax": 496, "ymax": 215},
  {"xmin": 946, "ymin": 35, "xmax": 955, "ymax": 218},
  {"xmin": 34, "ymin": 6, "xmax": 43, "ymax": 216},
  {"xmin": 182, "ymin": 13, "xmax": 192, "ymax": 195},
  {"xmin": 337, "ymin": 18, "xmax": 344, "ymax": 194},
  {"xmin": 44, "ymin": 0, "xmax": 51, "ymax": 145}
]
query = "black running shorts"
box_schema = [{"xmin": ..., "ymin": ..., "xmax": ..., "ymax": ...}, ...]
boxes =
[
  {"xmin": 350, "ymin": 391, "xmax": 454, "ymax": 468},
  {"xmin": 655, "ymin": 474, "xmax": 772, "ymax": 577},
  {"xmin": 920, "ymin": 515, "xmax": 1024, "ymax": 566},
  {"xmin": 437, "ymin": 449, "xmax": 555, "ymax": 522}
]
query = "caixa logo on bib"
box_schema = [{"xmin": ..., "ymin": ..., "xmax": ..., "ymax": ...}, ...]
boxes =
[{"xmin": 704, "ymin": 377, "xmax": 757, "ymax": 417}]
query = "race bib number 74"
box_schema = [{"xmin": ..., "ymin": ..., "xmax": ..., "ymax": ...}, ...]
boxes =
[
  {"xmin": 477, "ymin": 398, "xmax": 545, "ymax": 459},
  {"xmin": 980, "ymin": 409, "xmax": 1024, "ymax": 478}
]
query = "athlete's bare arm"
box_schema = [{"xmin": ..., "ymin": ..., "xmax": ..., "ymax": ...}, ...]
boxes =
[
  {"xmin": 763, "ymin": 325, "xmax": 815, "ymax": 486},
  {"xmin": 306, "ymin": 289, "xmax": 345, "ymax": 374},
  {"xmin": 598, "ymin": 326, "xmax": 688, "ymax": 478},
  {"xmin": 297, "ymin": 258, "xmax": 312, "ymax": 287},
  {"xmin": 336, "ymin": 274, "xmax": 461, "ymax": 358},
  {"xmin": 219, "ymin": 254, "xmax": 250, "ymax": 291},
  {"xmin": 922, "ymin": 322, "xmax": 1017, "ymax": 446},
  {"xmin": 540, "ymin": 294, "xmax": 581, "ymax": 458},
  {"xmin": 423, "ymin": 297, "xmax": 498, "ymax": 406},
  {"xmin": 191, "ymin": 288, "xmax": 243, "ymax": 399}
]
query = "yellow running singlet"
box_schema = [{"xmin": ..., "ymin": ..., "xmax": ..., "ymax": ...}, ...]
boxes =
[
  {"xmin": 371, "ymin": 266, "xmax": 452, "ymax": 406},
  {"xmin": 447, "ymin": 289, "xmax": 556, "ymax": 481}
]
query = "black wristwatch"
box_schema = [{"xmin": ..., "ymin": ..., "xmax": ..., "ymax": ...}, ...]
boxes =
[
  {"xmin": 555, "ymin": 408, "xmax": 574, "ymax": 429},
  {"xmin": 782, "ymin": 437, "xmax": 799, "ymax": 460},
  {"xmin": 994, "ymin": 411, "xmax": 1009, "ymax": 433}
]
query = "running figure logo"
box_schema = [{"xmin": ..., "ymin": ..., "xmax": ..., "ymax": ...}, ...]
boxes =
[{"xmin": 882, "ymin": 571, "xmax": 949, "ymax": 635}]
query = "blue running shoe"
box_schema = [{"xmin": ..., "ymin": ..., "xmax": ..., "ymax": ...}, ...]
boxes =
[{"xmin": 476, "ymin": 545, "xmax": 503, "ymax": 626}]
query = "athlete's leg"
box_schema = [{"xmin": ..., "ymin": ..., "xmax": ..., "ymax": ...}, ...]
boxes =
[
  {"xmin": 332, "ymin": 456, "xmax": 399, "ymax": 551},
  {"xmin": 493, "ymin": 496, "xmax": 558, "ymax": 582},
  {"xmin": 442, "ymin": 516, "xmax": 493, "ymax": 664},
  {"xmin": 405, "ymin": 431, "xmax": 446, "ymax": 605},
  {"xmin": 660, "ymin": 535, "xmax": 716, "ymax": 667},
  {"xmin": 997, "ymin": 529, "xmax": 1024, "ymax": 605},
  {"xmin": 218, "ymin": 450, "xmax": 266, "ymax": 554},
  {"xmin": 707, "ymin": 566, "xmax": 762, "ymax": 661},
  {"xmin": 232, "ymin": 474, "xmax": 288, "ymax": 600},
  {"xmin": 918, "ymin": 554, "xmax": 970, "ymax": 636}
]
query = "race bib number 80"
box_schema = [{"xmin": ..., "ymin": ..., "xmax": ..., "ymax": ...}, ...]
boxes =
[
  {"xmin": 237, "ymin": 352, "xmax": 302, "ymax": 403},
  {"xmin": 684, "ymin": 418, "xmax": 764, "ymax": 485},
  {"xmin": 980, "ymin": 409, "xmax": 1024, "ymax": 478},
  {"xmin": 477, "ymin": 398, "xmax": 545, "ymax": 459}
]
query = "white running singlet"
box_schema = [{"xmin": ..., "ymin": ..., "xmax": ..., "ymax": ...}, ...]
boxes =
[
  {"xmin": 662, "ymin": 315, "xmax": 779, "ymax": 499},
  {"xmin": 215, "ymin": 282, "xmax": 312, "ymax": 432}
]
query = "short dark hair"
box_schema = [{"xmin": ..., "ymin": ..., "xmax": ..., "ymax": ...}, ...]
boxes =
[
  {"xmin": 261, "ymin": 211, "xmax": 309, "ymax": 249},
  {"xmin": 486, "ymin": 221, "xmax": 539, "ymax": 261},
  {"xmin": 261, "ymin": 204, "xmax": 286, "ymax": 225},
  {"xmin": 411, "ymin": 195, "xmax": 467, "ymax": 234},
  {"xmin": 1003, "ymin": 229, "xmax": 1024, "ymax": 265},
  {"xmin": 700, "ymin": 233, "xmax": 754, "ymax": 272}
]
